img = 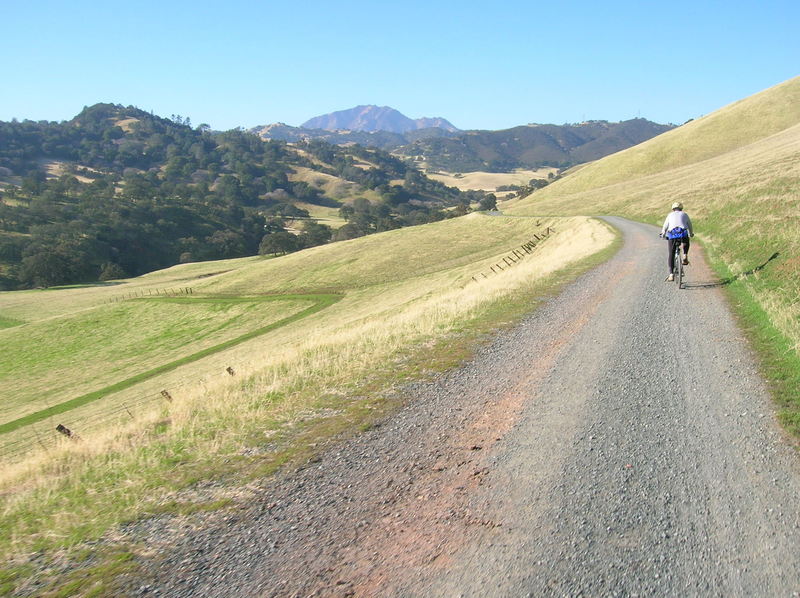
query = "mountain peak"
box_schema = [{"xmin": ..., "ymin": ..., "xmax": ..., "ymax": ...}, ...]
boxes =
[{"xmin": 301, "ymin": 105, "xmax": 459, "ymax": 133}]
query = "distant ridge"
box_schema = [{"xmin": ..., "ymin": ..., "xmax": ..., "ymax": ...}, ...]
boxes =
[
  {"xmin": 251, "ymin": 116, "xmax": 674, "ymax": 171},
  {"xmin": 301, "ymin": 105, "xmax": 459, "ymax": 133},
  {"xmin": 397, "ymin": 119, "xmax": 676, "ymax": 172}
]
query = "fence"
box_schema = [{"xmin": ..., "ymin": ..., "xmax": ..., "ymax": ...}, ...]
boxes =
[
  {"xmin": 470, "ymin": 226, "xmax": 556, "ymax": 283},
  {"xmin": 108, "ymin": 287, "xmax": 194, "ymax": 303}
]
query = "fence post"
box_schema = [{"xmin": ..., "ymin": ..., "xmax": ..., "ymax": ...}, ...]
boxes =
[{"xmin": 34, "ymin": 427, "xmax": 49, "ymax": 452}]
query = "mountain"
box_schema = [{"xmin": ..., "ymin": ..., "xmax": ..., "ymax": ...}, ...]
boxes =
[
  {"xmin": 398, "ymin": 119, "xmax": 676, "ymax": 172},
  {"xmin": 253, "ymin": 115, "xmax": 675, "ymax": 173},
  {"xmin": 301, "ymin": 105, "xmax": 460, "ymax": 133}
]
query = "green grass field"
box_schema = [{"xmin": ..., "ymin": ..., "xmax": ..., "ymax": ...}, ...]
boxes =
[{"xmin": 0, "ymin": 296, "xmax": 315, "ymax": 425}]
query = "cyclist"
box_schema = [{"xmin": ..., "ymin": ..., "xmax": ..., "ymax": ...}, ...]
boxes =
[{"xmin": 659, "ymin": 202, "xmax": 694, "ymax": 281}]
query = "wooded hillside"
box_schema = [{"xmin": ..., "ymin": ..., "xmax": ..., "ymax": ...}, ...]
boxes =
[{"xmin": 0, "ymin": 104, "xmax": 479, "ymax": 289}]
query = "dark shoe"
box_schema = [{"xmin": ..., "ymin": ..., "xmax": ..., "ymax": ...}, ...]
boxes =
[{"xmin": 682, "ymin": 258, "xmax": 689, "ymax": 265}]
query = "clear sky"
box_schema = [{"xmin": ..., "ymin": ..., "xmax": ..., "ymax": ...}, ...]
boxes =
[{"xmin": 2, "ymin": 0, "xmax": 798, "ymax": 131}]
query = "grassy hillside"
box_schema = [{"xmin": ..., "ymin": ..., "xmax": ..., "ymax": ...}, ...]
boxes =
[
  {"xmin": 0, "ymin": 296, "xmax": 312, "ymax": 424},
  {"xmin": 0, "ymin": 213, "xmax": 615, "ymax": 580},
  {"xmin": 521, "ymin": 76, "xmax": 800, "ymax": 195},
  {"xmin": 507, "ymin": 75, "xmax": 800, "ymax": 433}
]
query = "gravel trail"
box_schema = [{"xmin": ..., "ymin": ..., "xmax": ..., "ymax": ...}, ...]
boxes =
[{"xmin": 130, "ymin": 217, "xmax": 800, "ymax": 597}]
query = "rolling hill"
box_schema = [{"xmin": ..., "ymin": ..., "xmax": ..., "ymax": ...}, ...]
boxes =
[{"xmin": 249, "ymin": 122, "xmax": 459, "ymax": 149}]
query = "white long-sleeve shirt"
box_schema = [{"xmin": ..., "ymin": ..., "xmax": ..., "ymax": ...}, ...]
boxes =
[{"xmin": 661, "ymin": 210, "xmax": 693, "ymax": 235}]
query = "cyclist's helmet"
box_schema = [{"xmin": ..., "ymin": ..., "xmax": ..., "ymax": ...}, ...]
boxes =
[{"xmin": 671, "ymin": 202, "xmax": 683, "ymax": 210}]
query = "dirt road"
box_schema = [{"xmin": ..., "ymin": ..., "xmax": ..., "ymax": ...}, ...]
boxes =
[{"xmin": 132, "ymin": 217, "xmax": 800, "ymax": 597}]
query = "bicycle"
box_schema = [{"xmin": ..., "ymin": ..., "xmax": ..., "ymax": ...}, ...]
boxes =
[
  {"xmin": 671, "ymin": 239, "xmax": 684, "ymax": 289},
  {"xmin": 660, "ymin": 232, "xmax": 686, "ymax": 289}
]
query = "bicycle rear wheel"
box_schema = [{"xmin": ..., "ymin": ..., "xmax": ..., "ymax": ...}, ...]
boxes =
[{"xmin": 672, "ymin": 245, "xmax": 681, "ymax": 287}]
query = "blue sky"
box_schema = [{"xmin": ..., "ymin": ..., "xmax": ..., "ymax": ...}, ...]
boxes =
[{"xmin": 2, "ymin": 0, "xmax": 798, "ymax": 131}]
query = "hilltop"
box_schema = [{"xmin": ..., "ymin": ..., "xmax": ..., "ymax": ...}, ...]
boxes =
[
  {"xmin": 249, "ymin": 121, "xmax": 458, "ymax": 149},
  {"xmin": 507, "ymin": 76, "xmax": 800, "ymax": 198}
]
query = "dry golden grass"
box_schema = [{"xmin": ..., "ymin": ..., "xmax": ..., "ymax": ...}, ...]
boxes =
[
  {"xmin": 0, "ymin": 214, "xmax": 614, "ymax": 560},
  {"xmin": 113, "ymin": 117, "xmax": 140, "ymax": 133},
  {"xmin": 288, "ymin": 166, "xmax": 382, "ymax": 204},
  {"xmin": 516, "ymin": 76, "xmax": 800, "ymax": 196},
  {"xmin": 291, "ymin": 202, "xmax": 347, "ymax": 227}
]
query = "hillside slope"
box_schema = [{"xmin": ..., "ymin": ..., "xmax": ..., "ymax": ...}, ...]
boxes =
[
  {"xmin": 507, "ymin": 75, "xmax": 800, "ymax": 430},
  {"xmin": 521, "ymin": 76, "xmax": 800, "ymax": 195}
]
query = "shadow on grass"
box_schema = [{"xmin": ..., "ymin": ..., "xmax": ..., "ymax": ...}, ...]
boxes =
[{"xmin": 683, "ymin": 252, "xmax": 780, "ymax": 290}]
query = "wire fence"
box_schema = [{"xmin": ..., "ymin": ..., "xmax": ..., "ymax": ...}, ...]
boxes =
[
  {"xmin": 470, "ymin": 226, "xmax": 556, "ymax": 283},
  {"xmin": 108, "ymin": 286, "xmax": 194, "ymax": 303}
]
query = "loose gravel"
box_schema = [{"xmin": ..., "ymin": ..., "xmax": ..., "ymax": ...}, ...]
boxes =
[{"xmin": 124, "ymin": 217, "xmax": 800, "ymax": 597}]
